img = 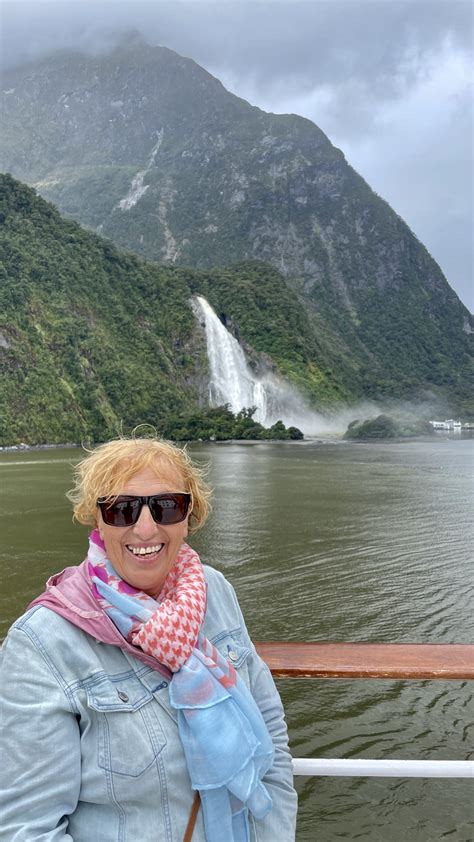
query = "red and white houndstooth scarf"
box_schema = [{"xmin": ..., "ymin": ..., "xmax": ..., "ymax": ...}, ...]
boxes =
[{"xmin": 87, "ymin": 529, "xmax": 206, "ymax": 671}]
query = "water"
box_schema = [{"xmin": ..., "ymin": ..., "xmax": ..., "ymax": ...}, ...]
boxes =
[{"xmin": 1, "ymin": 439, "xmax": 473, "ymax": 840}]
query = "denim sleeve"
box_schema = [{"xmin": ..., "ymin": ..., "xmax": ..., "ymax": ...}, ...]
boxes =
[
  {"xmin": 0, "ymin": 626, "xmax": 81, "ymax": 841},
  {"xmin": 227, "ymin": 584, "xmax": 298, "ymax": 842}
]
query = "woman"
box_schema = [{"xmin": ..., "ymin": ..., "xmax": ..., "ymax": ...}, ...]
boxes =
[{"xmin": 0, "ymin": 437, "xmax": 297, "ymax": 841}]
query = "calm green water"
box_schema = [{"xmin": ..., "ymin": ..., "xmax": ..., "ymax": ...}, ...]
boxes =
[{"xmin": 1, "ymin": 439, "xmax": 473, "ymax": 840}]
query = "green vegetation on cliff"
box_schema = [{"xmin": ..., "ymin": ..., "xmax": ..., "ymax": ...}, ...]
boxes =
[
  {"xmin": 0, "ymin": 175, "xmax": 198, "ymax": 444},
  {"xmin": 0, "ymin": 175, "xmax": 326, "ymax": 445},
  {"xmin": 1, "ymin": 173, "xmax": 472, "ymax": 447},
  {"xmin": 1, "ymin": 39, "xmax": 472, "ymax": 418}
]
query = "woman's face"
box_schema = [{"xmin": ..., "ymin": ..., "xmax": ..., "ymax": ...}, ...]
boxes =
[{"xmin": 97, "ymin": 465, "xmax": 190, "ymax": 597}]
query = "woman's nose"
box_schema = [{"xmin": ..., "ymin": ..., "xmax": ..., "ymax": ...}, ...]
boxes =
[{"xmin": 134, "ymin": 505, "xmax": 158, "ymax": 538}]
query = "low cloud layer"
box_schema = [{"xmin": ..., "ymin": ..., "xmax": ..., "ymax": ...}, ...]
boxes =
[{"xmin": 2, "ymin": 0, "xmax": 472, "ymax": 309}]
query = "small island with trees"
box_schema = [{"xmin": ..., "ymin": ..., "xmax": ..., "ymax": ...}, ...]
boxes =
[{"xmin": 158, "ymin": 406, "xmax": 304, "ymax": 442}]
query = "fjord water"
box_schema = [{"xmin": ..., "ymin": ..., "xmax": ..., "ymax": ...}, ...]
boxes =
[{"xmin": 1, "ymin": 439, "xmax": 473, "ymax": 840}]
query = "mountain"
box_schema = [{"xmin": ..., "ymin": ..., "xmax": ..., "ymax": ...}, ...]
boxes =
[
  {"xmin": 0, "ymin": 174, "xmax": 196, "ymax": 444},
  {"xmin": 0, "ymin": 174, "xmax": 352, "ymax": 445},
  {"xmin": 0, "ymin": 36, "xmax": 472, "ymax": 416}
]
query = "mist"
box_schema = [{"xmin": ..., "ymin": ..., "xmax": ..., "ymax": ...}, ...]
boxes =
[{"xmin": 260, "ymin": 389, "xmax": 450, "ymax": 439}]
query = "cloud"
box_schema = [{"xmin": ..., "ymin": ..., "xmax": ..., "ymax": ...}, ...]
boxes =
[{"xmin": 342, "ymin": 39, "xmax": 473, "ymax": 308}]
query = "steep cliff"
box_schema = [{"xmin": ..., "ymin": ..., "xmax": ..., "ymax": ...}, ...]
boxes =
[
  {"xmin": 1, "ymin": 37, "xmax": 472, "ymax": 413},
  {"xmin": 1, "ymin": 175, "xmax": 353, "ymax": 444}
]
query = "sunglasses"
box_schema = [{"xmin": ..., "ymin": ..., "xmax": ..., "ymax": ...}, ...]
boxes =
[{"xmin": 97, "ymin": 493, "xmax": 192, "ymax": 527}]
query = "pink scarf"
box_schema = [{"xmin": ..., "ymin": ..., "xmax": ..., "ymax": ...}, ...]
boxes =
[{"xmin": 87, "ymin": 530, "xmax": 207, "ymax": 672}]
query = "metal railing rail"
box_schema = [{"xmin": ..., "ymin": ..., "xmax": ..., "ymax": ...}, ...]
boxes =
[
  {"xmin": 291, "ymin": 758, "xmax": 474, "ymax": 778},
  {"xmin": 255, "ymin": 642, "xmax": 474, "ymax": 780}
]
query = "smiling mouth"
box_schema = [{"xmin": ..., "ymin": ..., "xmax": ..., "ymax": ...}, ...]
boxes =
[{"xmin": 126, "ymin": 543, "xmax": 164, "ymax": 557}]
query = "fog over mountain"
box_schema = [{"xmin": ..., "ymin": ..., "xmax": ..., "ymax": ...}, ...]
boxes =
[{"xmin": 1, "ymin": 0, "xmax": 472, "ymax": 310}]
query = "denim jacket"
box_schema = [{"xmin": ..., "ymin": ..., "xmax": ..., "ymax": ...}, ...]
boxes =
[{"xmin": 0, "ymin": 563, "xmax": 297, "ymax": 841}]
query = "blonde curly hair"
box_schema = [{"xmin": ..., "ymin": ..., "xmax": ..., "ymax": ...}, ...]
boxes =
[{"xmin": 67, "ymin": 437, "xmax": 212, "ymax": 533}]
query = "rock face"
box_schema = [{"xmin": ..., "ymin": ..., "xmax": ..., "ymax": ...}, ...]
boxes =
[
  {"xmin": 1, "ymin": 36, "xmax": 472, "ymax": 410},
  {"xmin": 0, "ymin": 174, "xmax": 348, "ymax": 445}
]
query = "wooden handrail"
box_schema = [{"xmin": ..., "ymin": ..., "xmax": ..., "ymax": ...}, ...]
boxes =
[
  {"xmin": 2, "ymin": 638, "xmax": 473, "ymax": 679},
  {"xmin": 255, "ymin": 642, "xmax": 474, "ymax": 680}
]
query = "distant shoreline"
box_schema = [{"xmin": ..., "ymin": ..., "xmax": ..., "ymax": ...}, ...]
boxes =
[
  {"xmin": 1, "ymin": 432, "xmax": 472, "ymax": 453},
  {"xmin": 0, "ymin": 439, "xmax": 311, "ymax": 452},
  {"xmin": 0, "ymin": 442, "xmax": 81, "ymax": 453}
]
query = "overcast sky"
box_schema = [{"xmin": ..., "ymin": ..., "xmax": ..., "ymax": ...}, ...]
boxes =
[{"xmin": 1, "ymin": 0, "xmax": 472, "ymax": 310}]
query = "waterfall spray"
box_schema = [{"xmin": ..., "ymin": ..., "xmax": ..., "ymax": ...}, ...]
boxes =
[
  {"xmin": 192, "ymin": 295, "xmax": 385, "ymax": 435},
  {"xmin": 192, "ymin": 295, "xmax": 393, "ymax": 436}
]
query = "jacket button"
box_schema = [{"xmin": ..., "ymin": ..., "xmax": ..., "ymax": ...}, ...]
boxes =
[
  {"xmin": 228, "ymin": 650, "xmax": 238, "ymax": 662},
  {"xmin": 117, "ymin": 691, "xmax": 129, "ymax": 702}
]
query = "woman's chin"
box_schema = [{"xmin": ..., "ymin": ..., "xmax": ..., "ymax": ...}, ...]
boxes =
[{"xmin": 120, "ymin": 553, "xmax": 172, "ymax": 595}]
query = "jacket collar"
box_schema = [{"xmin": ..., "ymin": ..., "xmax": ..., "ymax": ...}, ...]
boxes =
[{"xmin": 29, "ymin": 561, "xmax": 172, "ymax": 678}]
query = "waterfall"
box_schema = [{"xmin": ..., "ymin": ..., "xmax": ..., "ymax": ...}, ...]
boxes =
[
  {"xmin": 193, "ymin": 296, "xmax": 269, "ymax": 422},
  {"xmin": 193, "ymin": 295, "xmax": 314, "ymax": 429},
  {"xmin": 193, "ymin": 295, "xmax": 387, "ymax": 436}
]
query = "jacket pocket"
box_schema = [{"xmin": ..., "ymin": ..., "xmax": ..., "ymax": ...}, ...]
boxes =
[
  {"xmin": 86, "ymin": 673, "xmax": 167, "ymax": 777},
  {"xmin": 211, "ymin": 630, "xmax": 252, "ymax": 675}
]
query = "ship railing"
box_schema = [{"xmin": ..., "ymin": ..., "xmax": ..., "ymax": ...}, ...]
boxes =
[{"xmin": 255, "ymin": 642, "xmax": 474, "ymax": 780}]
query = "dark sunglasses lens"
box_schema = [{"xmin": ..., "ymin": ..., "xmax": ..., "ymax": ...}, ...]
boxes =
[
  {"xmin": 101, "ymin": 497, "xmax": 141, "ymax": 527},
  {"xmin": 149, "ymin": 494, "xmax": 190, "ymax": 525}
]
